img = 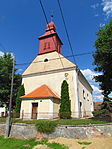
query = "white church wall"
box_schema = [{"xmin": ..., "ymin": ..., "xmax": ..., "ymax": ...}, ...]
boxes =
[
  {"xmin": 53, "ymin": 98, "xmax": 60, "ymax": 118},
  {"xmin": 21, "ymin": 67, "xmax": 93, "ymax": 119},
  {"xmin": 22, "ymin": 68, "xmax": 74, "ymax": 96},
  {"xmin": 22, "ymin": 51, "xmax": 76, "ymax": 76},
  {"xmin": 78, "ymin": 71, "xmax": 93, "ymax": 117},
  {"xmin": 22, "ymin": 68, "xmax": 79, "ymax": 118},
  {"xmin": 72, "ymin": 69, "xmax": 80, "ymax": 118},
  {"xmin": 37, "ymin": 99, "xmax": 52, "ymax": 119},
  {"xmin": 20, "ymin": 100, "xmax": 31, "ymax": 119},
  {"xmin": 20, "ymin": 98, "xmax": 59, "ymax": 120}
]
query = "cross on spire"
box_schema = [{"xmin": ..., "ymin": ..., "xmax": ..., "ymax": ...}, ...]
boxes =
[{"xmin": 50, "ymin": 11, "xmax": 54, "ymax": 22}]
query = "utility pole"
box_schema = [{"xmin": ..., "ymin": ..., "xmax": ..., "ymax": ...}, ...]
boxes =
[{"xmin": 5, "ymin": 56, "xmax": 15, "ymax": 138}]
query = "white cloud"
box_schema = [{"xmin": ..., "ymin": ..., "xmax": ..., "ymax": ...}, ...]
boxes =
[
  {"xmin": 91, "ymin": 85, "xmax": 103, "ymax": 101},
  {"xmin": 16, "ymin": 69, "xmax": 23, "ymax": 74},
  {"xmin": 102, "ymin": 0, "xmax": 112, "ymax": 17},
  {"xmin": 94, "ymin": 14, "xmax": 99, "ymax": 17},
  {"xmin": 81, "ymin": 69, "xmax": 100, "ymax": 84},
  {"xmin": 108, "ymin": 92, "xmax": 112, "ymax": 98},
  {"xmin": 91, "ymin": 3, "xmax": 99, "ymax": 9},
  {"xmin": 99, "ymin": 23, "xmax": 105, "ymax": 27},
  {"xmin": 0, "ymin": 51, "xmax": 14, "ymax": 58},
  {"xmin": 81, "ymin": 69, "xmax": 103, "ymax": 101},
  {"xmin": 91, "ymin": 3, "xmax": 100, "ymax": 17},
  {"xmin": 91, "ymin": 1, "xmax": 112, "ymax": 18},
  {"xmin": 10, "ymin": 52, "xmax": 14, "ymax": 58},
  {"xmin": 0, "ymin": 51, "xmax": 4, "ymax": 56}
]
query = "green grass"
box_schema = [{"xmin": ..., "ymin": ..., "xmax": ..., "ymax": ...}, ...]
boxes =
[
  {"xmin": 78, "ymin": 141, "xmax": 92, "ymax": 145},
  {"xmin": 56, "ymin": 118, "xmax": 108, "ymax": 125},
  {"xmin": 46, "ymin": 142, "xmax": 68, "ymax": 149},
  {"xmin": 0, "ymin": 136, "xmax": 68, "ymax": 149},
  {"xmin": 0, "ymin": 118, "xmax": 6, "ymax": 123},
  {"xmin": 0, "ymin": 137, "xmax": 37, "ymax": 149},
  {"xmin": 35, "ymin": 120, "xmax": 57, "ymax": 133},
  {"xmin": 11, "ymin": 118, "xmax": 109, "ymax": 125},
  {"xmin": 0, "ymin": 117, "xmax": 110, "ymax": 125},
  {"xmin": 6, "ymin": 118, "xmax": 110, "ymax": 133},
  {"xmin": 0, "ymin": 118, "xmax": 110, "ymax": 133}
]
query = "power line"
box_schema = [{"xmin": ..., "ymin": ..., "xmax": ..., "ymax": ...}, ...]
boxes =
[
  {"xmin": 57, "ymin": 0, "xmax": 76, "ymax": 64},
  {"xmin": 16, "ymin": 52, "xmax": 92, "ymax": 66},
  {"xmin": 39, "ymin": 0, "xmax": 49, "ymax": 26},
  {"xmin": 66, "ymin": 52, "xmax": 92, "ymax": 58},
  {"xmin": 39, "ymin": 0, "xmax": 65, "ymax": 69}
]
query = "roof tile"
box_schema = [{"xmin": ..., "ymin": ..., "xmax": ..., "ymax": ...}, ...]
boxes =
[{"xmin": 20, "ymin": 85, "xmax": 59, "ymax": 99}]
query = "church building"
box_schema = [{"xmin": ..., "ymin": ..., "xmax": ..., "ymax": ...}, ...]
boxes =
[{"xmin": 20, "ymin": 22, "xmax": 93, "ymax": 119}]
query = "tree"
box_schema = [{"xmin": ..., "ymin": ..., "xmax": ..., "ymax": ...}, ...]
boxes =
[
  {"xmin": 93, "ymin": 20, "xmax": 112, "ymax": 97},
  {"xmin": 15, "ymin": 84, "xmax": 25, "ymax": 114},
  {"xmin": 0, "ymin": 53, "xmax": 22, "ymax": 109},
  {"xmin": 59, "ymin": 80, "xmax": 71, "ymax": 119},
  {"xmin": 93, "ymin": 20, "xmax": 112, "ymax": 120}
]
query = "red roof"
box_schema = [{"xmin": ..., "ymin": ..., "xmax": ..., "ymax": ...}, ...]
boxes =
[
  {"xmin": 20, "ymin": 85, "xmax": 59, "ymax": 99},
  {"xmin": 38, "ymin": 22, "xmax": 56, "ymax": 39},
  {"xmin": 93, "ymin": 102, "xmax": 102, "ymax": 110}
]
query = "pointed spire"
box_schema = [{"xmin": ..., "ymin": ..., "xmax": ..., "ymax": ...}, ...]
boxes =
[
  {"xmin": 46, "ymin": 21, "xmax": 56, "ymax": 31},
  {"xmin": 38, "ymin": 21, "xmax": 63, "ymax": 55},
  {"xmin": 50, "ymin": 11, "xmax": 54, "ymax": 22}
]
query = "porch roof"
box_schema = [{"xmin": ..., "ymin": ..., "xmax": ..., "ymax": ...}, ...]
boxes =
[{"xmin": 20, "ymin": 85, "xmax": 60, "ymax": 99}]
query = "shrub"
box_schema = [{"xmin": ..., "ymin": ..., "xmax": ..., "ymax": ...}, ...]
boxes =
[
  {"xmin": 59, "ymin": 80, "xmax": 71, "ymax": 119},
  {"xmin": 92, "ymin": 97, "xmax": 112, "ymax": 121},
  {"xmin": 78, "ymin": 141, "xmax": 92, "ymax": 145},
  {"xmin": 15, "ymin": 84, "xmax": 25, "ymax": 115},
  {"xmin": 35, "ymin": 120, "xmax": 57, "ymax": 133},
  {"xmin": 92, "ymin": 109, "xmax": 112, "ymax": 121},
  {"xmin": 92, "ymin": 109, "xmax": 106, "ymax": 118}
]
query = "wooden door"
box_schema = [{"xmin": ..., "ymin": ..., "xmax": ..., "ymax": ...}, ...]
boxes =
[{"xmin": 32, "ymin": 103, "xmax": 38, "ymax": 119}]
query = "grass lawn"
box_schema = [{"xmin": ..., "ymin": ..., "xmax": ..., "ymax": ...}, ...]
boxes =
[
  {"xmin": 0, "ymin": 118, "xmax": 6, "ymax": 123},
  {"xmin": 0, "ymin": 136, "xmax": 68, "ymax": 149},
  {"xmin": 1, "ymin": 118, "xmax": 110, "ymax": 133},
  {"xmin": 0, "ymin": 117, "xmax": 110, "ymax": 125},
  {"xmin": 56, "ymin": 118, "xmax": 109, "ymax": 125},
  {"xmin": 12, "ymin": 118, "xmax": 110, "ymax": 125}
]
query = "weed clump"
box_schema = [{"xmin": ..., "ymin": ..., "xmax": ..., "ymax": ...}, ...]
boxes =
[{"xmin": 35, "ymin": 120, "xmax": 57, "ymax": 133}]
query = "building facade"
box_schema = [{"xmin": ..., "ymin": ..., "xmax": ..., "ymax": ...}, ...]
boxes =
[
  {"xmin": 20, "ymin": 22, "xmax": 93, "ymax": 119},
  {"xmin": 0, "ymin": 107, "xmax": 5, "ymax": 117}
]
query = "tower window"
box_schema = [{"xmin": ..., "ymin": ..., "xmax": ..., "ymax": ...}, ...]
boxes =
[
  {"xmin": 43, "ymin": 42, "xmax": 50, "ymax": 50},
  {"xmin": 48, "ymin": 42, "xmax": 50, "ymax": 49},
  {"xmin": 44, "ymin": 43, "xmax": 47, "ymax": 50},
  {"xmin": 44, "ymin": 58, "xmax": 48, "ymax": 62}
]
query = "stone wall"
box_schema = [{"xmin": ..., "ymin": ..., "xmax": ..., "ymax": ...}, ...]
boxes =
[
  {"xmin": 0, "ymin": 123, "xmax": 112, "ymax": 139},
  {"xmin": 0, "ymin": 123, "xmax": 5, "ymax": 136},
  {"xmin": 47, "ymin": 124, "xmax": 112, "ymax": 139}
]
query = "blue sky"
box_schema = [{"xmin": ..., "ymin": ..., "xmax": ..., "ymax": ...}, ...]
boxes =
[{"xmin": 0, "ymin": 0, "xmax": 112, "ymax": 101}]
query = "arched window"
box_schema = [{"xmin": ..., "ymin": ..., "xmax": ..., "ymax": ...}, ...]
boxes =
[
  {"xmin": 83, "ymin": 90, "xmax": 85, "ymax": 99},
  {"xmin": 44, "ymin": 58, "xmax": 48, "ymax": 62}
]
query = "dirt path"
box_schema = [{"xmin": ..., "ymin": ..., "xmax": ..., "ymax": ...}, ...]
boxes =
[{"xmin": 49, "ymin": 137, "xmax": 112, "ymax": 149}]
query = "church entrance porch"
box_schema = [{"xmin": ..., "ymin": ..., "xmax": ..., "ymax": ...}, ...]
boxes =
[
  {"xmin": 32, "ymin": 103, "xmax": 38, "ymax": 119},
  {"xmin": 20, "ymin": 85, "xmax": 60, "ymax": 120}
]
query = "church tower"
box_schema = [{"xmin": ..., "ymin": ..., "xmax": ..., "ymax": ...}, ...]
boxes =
[
  {"xmin": 21, "ymin": 21, "xmax": 93, "ymax": 120},
  {"xmin": 38, "ymin": 22, "xmax": 63, "ymax": 55}
]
